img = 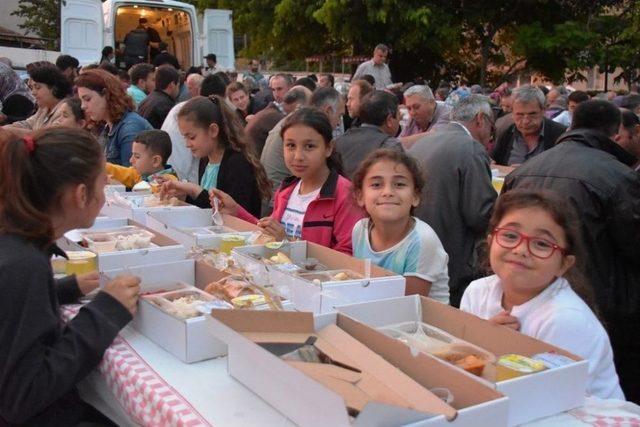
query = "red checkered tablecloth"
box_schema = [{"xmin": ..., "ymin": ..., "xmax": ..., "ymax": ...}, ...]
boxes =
[{"xmin": 62, "ymin": 305, "xmax": 210, "ymax": 427}]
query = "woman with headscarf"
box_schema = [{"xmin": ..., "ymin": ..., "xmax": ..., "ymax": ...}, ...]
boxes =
[{"xmin": 0, "ymin": 62, "xmax": 35, "ymax": 124}]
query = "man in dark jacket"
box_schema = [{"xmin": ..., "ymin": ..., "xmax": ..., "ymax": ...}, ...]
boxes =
[
  {"xmin": 336, "ymin": 90, "xmax": 403, "ymax": 179},
  {"xmin": 138, "ymin": 65, "xmax": 179, "ymax": 129},
  {"xmin": 503, "ymin": 100, "xmax": 640, "ymax": 403},
  {"xmin": 123, "ymin": 20, "xmax": 151, "ymax": 69},
  {"xmin": 492, "ymin": 84, "xmax": 566, "ymax": 166},
  {"xmin": 152, "ymin": 42, "xmax": 180, "ymax": 69}
]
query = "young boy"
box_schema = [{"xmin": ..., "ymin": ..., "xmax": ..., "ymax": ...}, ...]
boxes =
[{"xmin": 106, "ymin": 129, "xmax": 178, "ymax": 189}]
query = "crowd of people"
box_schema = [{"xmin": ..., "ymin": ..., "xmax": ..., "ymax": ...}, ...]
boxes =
[{"xmin": 0, "ymin": 40, "xmax": 639, "ymax": 424}]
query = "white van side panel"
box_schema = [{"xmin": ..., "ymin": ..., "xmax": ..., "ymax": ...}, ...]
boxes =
[
  {"xmin": 61, "ymin": 0, "xmax": 104, "ymax": 65},
  {"xmin": 203, "ymin": 9, "xmax": 235, "ymax": 70}
]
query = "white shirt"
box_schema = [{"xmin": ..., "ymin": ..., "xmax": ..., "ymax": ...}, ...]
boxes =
[
  {"xmin": 279, "ymin": 181, "xmax": 320, "ymax": 240},
  {"xmin": 352, "ymin": 218, "xmax": 450, "ymax": 303},
  {"xmin": 352, "ymin": 59, "xmax": 392, "ymax": 90},
  {"xmin": 460, "ymin": 275, "xmax": 624, "ymax": 400},
  {"xmin": 161, "ymin": 101, "xmax": 200, "ymax": 184},
  {"xmin": 553, "ymin": 110, "xmax": 572, "ymax": 127}
]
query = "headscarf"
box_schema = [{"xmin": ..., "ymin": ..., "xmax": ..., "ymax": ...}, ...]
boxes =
[{"xmin": 0, "ymin": 62, "xmax": 34, "ymax": 104}]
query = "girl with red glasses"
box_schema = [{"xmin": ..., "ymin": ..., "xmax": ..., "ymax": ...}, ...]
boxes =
[{"xmin": 460, "ymin": 190, "xmax": 623, "ymax": 400}]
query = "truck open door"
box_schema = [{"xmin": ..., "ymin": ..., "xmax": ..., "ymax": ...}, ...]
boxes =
[
  {"xmin": 61, "ymin": 0, "xmax": 104, "ymax": 65},
  {"xmin": 202, "ymin": 9, "xmax": 235, "ymax": 71}
]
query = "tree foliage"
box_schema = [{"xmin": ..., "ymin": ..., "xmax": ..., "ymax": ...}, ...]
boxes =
[
  {"xmin": 183, "ymin": 0, "xmax": 638, "ymax": 87},
  {"xmin": 11, "ymin": 0, "xmax": 60, "ymax": 50}
]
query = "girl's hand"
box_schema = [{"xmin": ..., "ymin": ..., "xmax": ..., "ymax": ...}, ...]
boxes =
[
  {"xmin": 257, "ymin": 217, "xmax": 286, "ymax": 241},
  {"xmin": 209, "ymin": 188, "xmax": 240, "ymax": 216},
  {"xmin": 489, "ymin": 310, "xmax": 521, "ymax": 330},
  {"xmin": 76, "ymin": 271, "xmax": 100, "ymax": 295},
  {"xmin": 160, "ymin": 180, "xmax": 200, "ymax": 201},
  {"xmin": 103, "ymin": 275, "xmax": 141, "ymax": 316}
]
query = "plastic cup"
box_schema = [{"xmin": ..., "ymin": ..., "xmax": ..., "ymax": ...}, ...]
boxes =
[
  {"xmin": 220, "ymin": 234, "xmax": 246, "ymax": 254},
  {"xmin": 65, "ymin": 251, "xmax": 98, "ymax": 275}
]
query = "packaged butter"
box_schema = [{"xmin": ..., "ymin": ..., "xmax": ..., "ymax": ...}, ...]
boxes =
[
  {"xmin": 495, "ymin": 354, "xmax": 546, "ymax": 381},
  {"xmin": 532, "ymin": 352, "xmax": 575, "ymax": 369}
]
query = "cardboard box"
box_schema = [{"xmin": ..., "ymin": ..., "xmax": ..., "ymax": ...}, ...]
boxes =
[
  {"xmin": 59, "ymin": 218, "xmax": 186, "ymax": 271},
  {"xmin": 100, "ymin": 192, "xmax": 199, "ymax": 224},
  {"xmin": 207, "ymin": 310, "xmax": 509, "ymax": 427},
  {"xmin": 145, "ymin": 208, "xmax": 259, "ymax": 249},
  {"xmin": 104, "ymin": 259, "xmax": 290, "ymax": 363},
  {"xmin": 232, "ymin": 241, "xmax": 406, "ymax": 314},
  {"xmin": 336, "ymin": 296, "xmax": 589, "ymax": 426}
]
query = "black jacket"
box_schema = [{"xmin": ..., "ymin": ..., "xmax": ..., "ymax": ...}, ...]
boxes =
[
  {"xmin": 188, "ymin": 147, "xmax": 263, "ymax": 218},
  {"xmin": 152, "ymin": 51, "xmax": 180, "ymax": 70},
  {"xmin": 492, "ymin": 118, "xmax": 566, "ymax": 165},
  {"xmin": 0, "ymin": 235, "xmax": 131, "ymax": 426},
  {"xmin": 138, "ymin": 90, "xmax": 176, "ymax": 129},
  {"xmin": 503, "ymin": 129, "xmax": 640, "ymax": 317}
]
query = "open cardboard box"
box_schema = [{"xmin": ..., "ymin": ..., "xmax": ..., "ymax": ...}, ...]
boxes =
[
  {"xmin": 207, "ymin": 309, "xmax": 509, "ymax": 427},
  {"xmin": 58, "ymin": 218, "xmax": 186, "ymax": 271},
  {"xmin": 100, "ymin": 192, "xmax": 199, "ymax": 224},
  {"xmin": 145, "ymin": 208, "xmax": 259, "ymax": 249},
  {"xmin": 232, "ymin": 241, "xmax": 405, "ymax": 314},
  {"xmin": 336, "ymin": 296, "xmax": 589, "ymax": 426},
  {"xmin": 104, "ymin": 259, "xmax": 290, "ymax": 363}
]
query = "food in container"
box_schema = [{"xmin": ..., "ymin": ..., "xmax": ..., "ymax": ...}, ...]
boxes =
[
  {"xmin": 268, "ymin": 251, "xmax": 292, "ymax": 264},
  {"xmin": 220, "ymin": 234, "xmax": 247, "ymax": 254},
  {"xmin": 146, "ymin": 290, "xmax": 213, "ymax": 320},
  {"xmin": 495, "ymin": 354, "xmax": 546, "ymax": 381},
  {"xmin": 532, "ymin": 352, "xmax": 575, "ymax": 369},
  {"xmin": 132, "ymin": 181, "xmax": 151, "ymax": 193},
  {"xmin": 231, "ymin": 294, "xmax": 267, "ymax": 308}
]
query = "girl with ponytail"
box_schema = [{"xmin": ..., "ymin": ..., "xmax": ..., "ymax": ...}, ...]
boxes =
[
  {"xmin": 161, "ymin": 95, "xmax": 270, "ymax": 217},
  {"xmin": 0, "ymin": 128, "xmax": 140, "ymax": 425},
  {"xmin": 211, "ymin": 107, "xmax": 363, "ymax": 255}
]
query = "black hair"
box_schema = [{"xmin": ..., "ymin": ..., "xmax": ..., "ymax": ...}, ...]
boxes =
[
  {"xmin": 359, "ymin": 91, "xmax": 399, "ymax": 126},
  {"xmin": 101, "ymin": 46, "xmax": 114, "ymax": 57},
  {"xmin": 178, "ymin": 96, "xmax": 271, "ymax": 199},
  {"xmin": 186, "ymin": 66, "xmax": 203, "ymax": 77},
  {"xmin": 200, "ymin": 74, "xmax": 227, "ymax": 97},
  {"xmin": 571, "ymin": 100, "xmax": 621, "ymax": 137},
  {"xmin": 0, "ymin": 127, "xmax": 103, "ymax": 247},
  {"xmin": 28, "ymin": 64, "xmax": 72, "ymax": 100},
  {"xmin": 213, "ymin": 71, "xmax": 231, "ymax": 86},
  {"xmin": 361, "ymin": 74, "xmax": 375, "ymax": 86},
  {"xmin": 98, "ymin": 61, "xmax": 119, "ymax": 76},
  {"xmin": 155, "ymin": 65, "xmax": 180, "ymax": 91},
  {"xmin": 319, "ymin": 73, "xmax": 335, "ymax": 87},
  {"xmin": 487, "ymin": 190, "xmax": 597, "ymax": 314},
  {"xmin": 568, "ymin": 90, "xmax": 589, "ymax": 104},
  {"xmin": 134, "ymin": 129, "xmax": 172, "ymax": 166},
  {"xmin": 55, "ymin": 54, "xmax": 79, "ymax": 71},
  {"xmin": 129, "ymin": 63, "xmax": 155, "ymax": 85},
  {"xmin": 280, "ymin": 107, "xmax": 344, "ymax": 176},
  {"xmin": 620, "ymin": 108, "xmax": 640, "ymax": 129},
  {"xmin": 118, "ymin": 70, "xmax": 131, "ymax": 83},
  {"xmin": 352, "ymin": 149, "xmax": 425, "ymax": 215},
  {"xmin": 61, "ymin": 97, "xmax": 85, "ymax": 121},
  {"xmin": 294, "ymin": 77, "xmax": 316, "ymax": 92}
]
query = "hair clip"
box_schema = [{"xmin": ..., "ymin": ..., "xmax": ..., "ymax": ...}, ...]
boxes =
[{"xmin": 22, "ymin": 136, "xmax": 35, "ymax": 154}]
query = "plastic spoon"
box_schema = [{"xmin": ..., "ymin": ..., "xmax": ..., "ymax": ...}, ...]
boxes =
[{"xmin": 212, "ymin": 197, "xmax": 224, "ymax": 226}]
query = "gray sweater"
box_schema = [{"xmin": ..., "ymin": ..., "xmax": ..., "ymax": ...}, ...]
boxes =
[{"xmin": 335, "ymin": 124, "xmax": 403, "ymax": 179}]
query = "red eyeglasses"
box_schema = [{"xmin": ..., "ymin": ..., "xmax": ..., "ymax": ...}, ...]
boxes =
[{"xmin": 492, "ymin": 228, "xmax": 567, "ymax": 259}]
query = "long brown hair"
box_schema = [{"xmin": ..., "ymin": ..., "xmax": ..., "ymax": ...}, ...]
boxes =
[
  {"xmin": 0, "ymin": 128, "xmax": 103, "ymax": 247},
  {"xmin": 487, "ymin": 190, "xmax": 598, "ymax": 314},
  {"xmin": 178, "ymin": 95, "xmax": 271, "ymax": 199},
  {"xmin": 75, "ymin": 69, "xmax": 134, "ymax": 123}
]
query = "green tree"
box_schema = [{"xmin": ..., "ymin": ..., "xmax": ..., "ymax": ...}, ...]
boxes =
[{"xmin": 11, "ymin": 0, "xmax": 60, "ymax": 50}]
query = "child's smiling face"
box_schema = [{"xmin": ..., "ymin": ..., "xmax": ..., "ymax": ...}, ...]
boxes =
[
  {"xmin": 357, "ymin": 159, "xmax": 419, "ymax": 223},
  {"xmin": 489, "ymin": 206, "xmax": 575, "ymax": 298}
]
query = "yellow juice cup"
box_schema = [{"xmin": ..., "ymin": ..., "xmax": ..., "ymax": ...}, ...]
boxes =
[
  {"xmin": 65, "ymin": 251, "xmax": 98, "ymax": 275},
  {"xmin": 492, "ymin": 176, "xmax": 505, "ymax": 193},
  {"xmin": 219, "ymin": 234, "xmax": 246, "ymax": 254}
]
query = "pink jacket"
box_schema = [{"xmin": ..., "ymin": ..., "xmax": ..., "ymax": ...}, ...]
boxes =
[{"xmin": 237, "ymin": 171, "xmax": 364, "ymax": 254}]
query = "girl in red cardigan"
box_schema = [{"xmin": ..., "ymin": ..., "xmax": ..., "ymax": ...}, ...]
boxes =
[{"xmin": 211, "ymin": 107, "xmax": 363, "ymax": 254}]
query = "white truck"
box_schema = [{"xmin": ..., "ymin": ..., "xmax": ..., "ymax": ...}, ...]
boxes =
[{"xmin": 0, "ymin": 0, "xmax": 235, "ymax": 70}]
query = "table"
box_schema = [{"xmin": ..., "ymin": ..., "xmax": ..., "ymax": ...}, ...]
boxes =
[{"xmin": 69, "ymin": 306, "xmax": 640, "ymax": 427}]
